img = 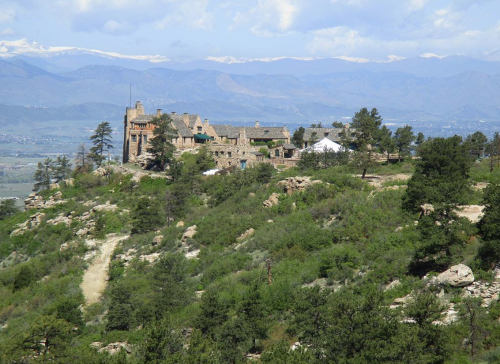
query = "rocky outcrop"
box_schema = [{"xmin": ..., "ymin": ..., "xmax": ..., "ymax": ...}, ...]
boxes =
[
  {"xmin": 10, "ymin": 212, "xmax": 46, "ymax": 236},
  {"xmin": 152, "ymin": 235, "xmax": 163, "ymax": 246},
  {"xmin": 278, "ymin": 176, "xmax": 322, "ymax": 195},
  {"xmin": 263, "ymin": 193, "xmax": 281, "ymax": 208},
  {"xmin": 237, "ymin": 228, "xmax": 255, "ymax": 242},
  {"xmin": 92, "ymin": 201, "xmax": 118, "ymax": 212},
  {"xmin": 24, "ymin": 191, "xmax": 65, "ymax": 210},
  {"xmin": 176, "ymin": 221, "xmax": 185, "ymax": 227},
  {"xmin": 96, "ymin": 342, "xmax": 132, "ymax": 355},
  {"xmin": 437, "ymin": 264, "xmax": 474, "ymax": 287},
  {"xmin": 465, "ymin": 281, "xmax": 500, "ymax": 307},
  {"xmin": 182, "ymin": 225, "xmax": 197, "ymax": 242}
]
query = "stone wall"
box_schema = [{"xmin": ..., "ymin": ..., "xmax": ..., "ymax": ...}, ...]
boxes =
[{"xmin": 210, "ymin": 143, "xmax": 267, "ymax": 169}]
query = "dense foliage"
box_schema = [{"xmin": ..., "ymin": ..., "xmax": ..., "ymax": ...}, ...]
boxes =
[{"xmin": 2, "ymin": 127, "xmax": 500, "ymax": 363}]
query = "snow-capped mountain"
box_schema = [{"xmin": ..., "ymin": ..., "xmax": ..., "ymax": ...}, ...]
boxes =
[{"xmin": 0, "ymin": 39, "xmax": 171, "ymax": 63}]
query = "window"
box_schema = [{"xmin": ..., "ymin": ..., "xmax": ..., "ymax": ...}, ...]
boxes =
[
  {"xmin": 215, "ymin": 151, "xmax": 219, "ymax": 157},
  {"xmin": 143, "ymin": 135, "xmax": 148, "ymax": 144},
  {"xmin": 228, "ymin": 152, "xmax": 232, "ymax": 157},
  {"xmin": 197, "ymin": 126, "xmax": 202, "ymax": 132},
  {"xmin": 132, "ymin": 135, "xmax": 137, "ymax": 142},
  {"xmin": 264, "ymin": 130, "xmax": 269, "ymax": 134},
  {"xmin": 324, "ymin": 132, "xmax": 329, "ymax": 137},
  {"xmin": 221, "ymin": 151, "xmax": 224, "ymax": 156},
  {"xmin": 275, "ymin": 149, "xmax": 280, "ymax": 157}
]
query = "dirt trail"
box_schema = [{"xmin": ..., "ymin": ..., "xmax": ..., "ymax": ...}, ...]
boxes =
[{"xmin": 81, "ymin": 234, "xmax": 129, "ymax": 306}]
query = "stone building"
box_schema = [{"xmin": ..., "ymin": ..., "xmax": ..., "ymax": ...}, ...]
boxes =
[
  {"xmin": 211, "ymin": 121, "xmax": 290, "ymax": 145},
  {"xmin": 123, "ymin": 101, "xmax": 216, "ymax": 163},
  {"xmin": 123, "ymin": 102, "xmax": 292, "ymax": 168},
  {"xmin": 301, "ymin": 124, "xmax": 354, "ymax": 148}
]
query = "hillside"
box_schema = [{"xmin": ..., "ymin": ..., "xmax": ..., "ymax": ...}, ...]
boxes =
[{"xmin": 1, "ymin": 142, "xmax": 500, "ymax": 363}]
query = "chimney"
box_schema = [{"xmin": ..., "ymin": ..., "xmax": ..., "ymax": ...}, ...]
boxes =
[
  {"xmin": 157, "ymin": 109, "xmax": 162, "ymax": 117},
  {"xmin": 204, "ymin": 118, "xmax": 209, "ymax": 125},
  {"xmin": 255, "ymin": 121, "xmax": 260, "ymax": 128},
  {"xmin": 172, "ymin": 111, "xmax": 176, "ymax": 115},
  {"xmin": 183, "ymin": 112, "xmax": 189, "ymax": 127}
]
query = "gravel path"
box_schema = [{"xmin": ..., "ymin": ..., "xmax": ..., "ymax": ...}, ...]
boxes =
[{"xmin": 81, "ymin": 234, "xmax": 129, "ymax": 305}]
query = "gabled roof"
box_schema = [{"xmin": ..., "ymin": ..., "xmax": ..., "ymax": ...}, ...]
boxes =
[
  {"xmin": 211, "ymin": 124, "xmax": 288, "ymax": 140},
  {"xmin": 132, "ymin": 115, "xmax": 154, "ymax": 123},
  {"xmin": 170, "ymin": 115, "xmax": 194, "ymax": 138},
  {"xmin": 303, "ymin": 127, "xmax": 345, "ymax": 142},
  {"xmin": 131, "ymin": 113, "xmax": 194, "ymax": 138}
]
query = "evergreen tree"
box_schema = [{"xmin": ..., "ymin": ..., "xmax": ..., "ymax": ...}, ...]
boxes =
[
  {"xmin": 196, "ymin": 290, "xmax": 228, "ymax": 338},
  {"xmin": 75, "ymin": 143, "xmax": 92, "ymax": 173},
  {"xmin": 148, "ymin": 113, "xmax": 177, "ymax": 171},
  {"xmin": 140, "ymin": 315, "xmax": 184, "ymax": 364},
  {"xmin": 13, "ymin": 265, "xmax": 35, "ymax": 292},
  {"xmin": 131, "ymin": 197, "xmax": 163, "ymax": 234},
  {"xmin": 0, "ymin": 199, "xmax": 18, "ymax": 220},
  {"xmin": 403, "ymin": 136, "xmax": 472, "ymax": 212},
  {"xmin": 89, "ymin": 121, "xmax": 113, "ymax": 167},
  {"xmin": 476, "ymin": 184, "xmax": 500, "ymax": 269},
  {"xmin": 332, "ymin": 121, "xmax": 344, "ymax": 128},
  {"xmin": 465, "ymin": 131, "xmax": 488, "ymax": 159},
  {"xmin": 237, "ymin": 285, "xmax": 268, "ymax": 352},
  {"xmin": 291, "ymin": 126, "xmax": 305, "ymax": 148},
  {"xmin": 33, "ymin": 157, "xmax": 53, "ymax": 191},
  {"xmin": 378, "ymin": 125, "xmax": 395, "ymax": 163},
  {"xmin": 394, "ymin": 125, "xmax": 415, "ymax": 162},
  {"xmin": 19, "ymin": 314, "xmax": 72, "ymax": 361},
  {"xmin": 415, "ymin": 132, "xmax": 425, "ymax": 145},
  {"xmin": 52, "ymin": 155, "xmax": 72, "ymax": 183},
  {"xmin": 106, "ymin": 283, "xmax": 133, "ymax": 331},
  {"xmin": 487, "ymin": 132, "xmax": 500, "ymax": 172},
  {"xmin": 350, "ymin": 107, "xmax": 382, "ymax": 178}
]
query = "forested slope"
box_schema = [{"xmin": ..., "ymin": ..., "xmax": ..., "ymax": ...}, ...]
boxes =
[{"xmin": 1, "ymin": 143, "xmax": 500, "ymax": 363}]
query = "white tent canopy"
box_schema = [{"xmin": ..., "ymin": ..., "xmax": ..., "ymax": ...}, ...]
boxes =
[{"xmin": 300, "ymin": 137, "xmax": 348, "ymax": 153}]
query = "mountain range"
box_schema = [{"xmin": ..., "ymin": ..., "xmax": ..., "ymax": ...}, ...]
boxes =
[{"xmin": 1, "ymin": 39, "xmax": 500, "ymax": 129}]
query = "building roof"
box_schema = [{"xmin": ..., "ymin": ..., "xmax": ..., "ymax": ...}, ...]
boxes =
[
  {"xmin": 170, "ymin": 114, "xmax": 194, "ymax": 137},
  {"xmin": 211, "ymin": 124, "xmax": 288, "ymax": 140},
  {"xmin": 303, "ymin": 127, "xmax": 345, "ymax": 142},
  {"xmin": 132, "ymin": 115, "xmax": 155, "ymax": 123},
  {"xmin": 283, "ymin": 143, "xmax": 296, "ymax": 149},
  {"xmin": 131, "ymin": 113, "xmax": 194, "ymax": 138}
]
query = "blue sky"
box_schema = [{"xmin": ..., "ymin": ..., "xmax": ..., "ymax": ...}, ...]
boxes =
[{"xmin": 1, "ymin": 0, "xmax": 500, "ymax": 60}]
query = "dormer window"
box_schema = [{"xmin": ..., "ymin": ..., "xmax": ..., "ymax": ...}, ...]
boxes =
[
  {"xmin": 197, "ymin": 126, "xmax": 202, "ymax": 132},
  {"xmin": 264, "ymin": 130, "xmax": 269, "ymax": 134},
  {"xmin": 324, "ymin": 132, "xmax": 329, "ymax": 137}
]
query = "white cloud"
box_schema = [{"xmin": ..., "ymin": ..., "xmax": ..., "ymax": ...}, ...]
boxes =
[
  {"xmin": 232, "ymin": 0, "xmax": 300, "ymax": 36},
  {"xmin": 0, "ymin": 28, "xmax": 16, "ymax": 36},
  {"xmin": 0, "ymin": 9, "xmax": 16, "ymax": 23}
]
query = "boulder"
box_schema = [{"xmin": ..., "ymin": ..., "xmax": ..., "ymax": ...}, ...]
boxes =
[
  {"xmin": 278, "ymin": 176, "xmax": 322, "ymax": 195},
  {"xmin": 97, "ymin": 342, "xmax": 132, "ymax": 355},
  {"xmin": 237, "ymin": 228, "xmax": 255, "ymax": 242},
  {"xmin": 437, "ymin": 264, "xmax": 474, "ymax": 287},
  {"xmin": 182, "ymin": 225, "xmax": 197, "ymax": 242},
  {"xmin": 152, "ymin": 235, "xmax": 163, "ymax": 246},
  {"xmin": 176, "ymin": 221, "xmax": 185, "ymax": 228},
  {"xmin": 263, "ymin": 193, "xmax": 280, "ymax": 208}
]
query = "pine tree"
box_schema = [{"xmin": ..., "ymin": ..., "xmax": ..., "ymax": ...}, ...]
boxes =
[
  {"xmin": 33, "ymin": 157, "xmax": 53, "ymax": 191},
  {"xmin": 131, "ymin": 197, "xmax": 163, "ymax": 234},
  {"xmin": 148, "ymin": 113, "xmax": 177, "ymax": 171},
  {"xmin": 394, "ymin": 125, "xmax": 415, "ymax": 162},
  {"xmin": 75, "ymin": 143, "xmax": 92, "ymax": 173},
  {"xmin": 350, "ymin": 107, "xmax": 382, "ymax": 178},
  {"xmin": 0, "ymin": 199, "xmax": 18, "ymax": 220},
  {"xmin": 89, "ymin": 121, "xmax": 113, "ymax": 167},
  {"xmin": 378, "ymin": 125, "xmax": 395, "ymax": 163},
  {"xmin": 52, "ymin": 155, "xmax": 72, "ymax": 183}
]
